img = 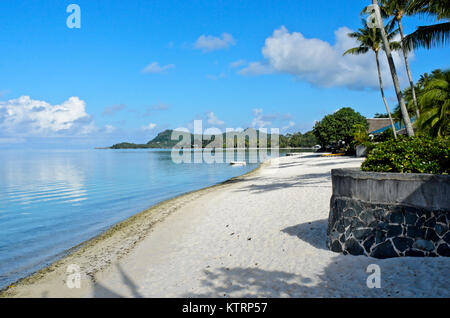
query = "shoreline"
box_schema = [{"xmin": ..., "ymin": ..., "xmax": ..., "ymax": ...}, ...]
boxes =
[
  {"xmin": 0, "ymin": 158, "xmax": 269, "ymax": 297},
  {"xmin": 3, "ymin": 153, "xmax": 448, "ymax": 298}
]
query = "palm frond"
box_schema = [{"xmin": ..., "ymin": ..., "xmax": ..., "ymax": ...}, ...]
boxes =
[
  {"xmin": 389, "ymin": 40, "xmax": 403, "ymax": 51},
  {"xmin": 407, "ymin": 0, "xmax": 450, "ymax": 19},
  {"xmin": 403, "ymin": 22, "xmax": 450, "ymax": 50},
  {"xmin": 343, "ymin": 46, "xmax": 369, "ymax": 56},
  {"xmin": 386, "ymin": 17, "xmax": 397, "ymax": 33}
]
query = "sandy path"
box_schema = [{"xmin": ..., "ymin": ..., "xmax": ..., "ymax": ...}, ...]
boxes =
[{"xmin": 4, "ymin": 154, "xmax": 449, "ymax": 297}]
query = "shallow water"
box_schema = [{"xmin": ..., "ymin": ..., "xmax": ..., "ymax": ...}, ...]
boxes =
[{"xmin": 0, "ymin": 149, "xmax": 279, "ymax": 289}]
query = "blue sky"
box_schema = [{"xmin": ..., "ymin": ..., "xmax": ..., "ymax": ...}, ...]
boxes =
[{"xmin": 0, "ymin": 0, "xmax": 448, "ymax": 148}]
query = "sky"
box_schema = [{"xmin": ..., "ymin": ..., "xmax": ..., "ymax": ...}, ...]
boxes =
[{"xmin": 0, "ymin": 0, "xmax": 448, "ymax": 148}]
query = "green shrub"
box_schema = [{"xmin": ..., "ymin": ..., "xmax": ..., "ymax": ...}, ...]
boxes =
[
  {"xmin": 373, "ymin": 128, "xmax": 395, "ymax": 142},
  {"xmin": 361, "ymin": 136, "xmax": 449, "ymax": 174}
]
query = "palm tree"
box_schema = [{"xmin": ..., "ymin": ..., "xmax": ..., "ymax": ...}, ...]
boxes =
[
  {"xmin": 416, "ymin": 69, "xmax": 450, "ymax": 137},
  {"xmin": 404, "ymin": 0, "xmax": 450, "ymax": 49},
  {"xmin": 380, "ymin": 0, "xmax": 421, "ymax": 119},
  {"xmin": 344, "ymin": 20, "xmax": 398, "ymax": 138},
  {"xmin": 417, "ymin": 72, "xmax": 432, "ymax": 87},
  {"xmin": 371, "ymin": 0, "xmax": 415, "ymax": 136}
]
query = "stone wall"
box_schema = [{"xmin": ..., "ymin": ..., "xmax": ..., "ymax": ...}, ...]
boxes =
[{"xmin": 326, "ymin": 168, "xmax": 450, "ymax": 258}]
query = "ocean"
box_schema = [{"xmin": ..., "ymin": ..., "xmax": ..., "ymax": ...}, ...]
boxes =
[{"xmin": 0, "ymin": 148, "xmax": 274, "ymax": 289}]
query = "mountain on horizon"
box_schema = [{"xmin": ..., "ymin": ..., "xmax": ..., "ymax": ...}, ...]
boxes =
[{"xmin": 110, "ymin": 128, "xmax": 280, "ymax": 149}]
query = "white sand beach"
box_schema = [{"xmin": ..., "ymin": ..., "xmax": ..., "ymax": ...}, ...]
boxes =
[{"xmin": 2, "ymin": 154, "xmax": 449, "ymax": 298}]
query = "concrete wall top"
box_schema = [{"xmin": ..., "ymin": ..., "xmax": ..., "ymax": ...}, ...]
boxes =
[{"xmin": 331, "ymin": 168, "xmax": 450, "ymax": 210}]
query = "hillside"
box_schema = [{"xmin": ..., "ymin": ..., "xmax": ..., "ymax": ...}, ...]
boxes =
[{"xmin": 110, "ymin": 128, "xmax": 317, "ymax": 149}]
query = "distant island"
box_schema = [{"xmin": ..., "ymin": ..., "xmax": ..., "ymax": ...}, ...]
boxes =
[{"xmin": 109, "ymin": 129, "xmax": 318, "ymax": 149}]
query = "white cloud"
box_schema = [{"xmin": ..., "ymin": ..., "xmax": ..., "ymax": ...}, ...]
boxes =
[
  {"xmin": 142, "ymin": 62, "xmax": 175, "ymax": 74},
  {"xmin": 240, "ymin": 26, "xmax": 407, "ymax": 89},
  {"xmin": 229, "ymin": 59, "xmax": 246, "ymax": 68},
  {"xmin": 143, "ymin": 102, "xmax": 171, "ymax": 117},
  {"xmin": 141, "ymin": 123, "xmax": 157, "ymax": 131},
  {"xmin": 238, "ymin": 62, "xmax": 274, "ymax": 76},
  {"xmin": 206, "ymin": 112, "xmax": 225, "ymax": 125},
  {"xmin": 104, "ymin": 124, "xmax": 116, "ymax": 134},
  {"xmin": 194, "ymin": 33, "xmax": 236, "ymax": 52},
  {"xmin": 0, "ymin": 96, "xmax": 94, "ymax": 136},
  {"xmin": 249, "ymin": 109, "xmax": 296, "ymax": 130},
  {"xmin": 102, "ymin": 104, "xmax": 126, "ymax": 116},
  {"xmin": 282, "ymin": 121, "xmax": 295, "ymax": 131},
  {"xmin": 251, "ymin": 108, "xmax": 272, "ymax": 128}
]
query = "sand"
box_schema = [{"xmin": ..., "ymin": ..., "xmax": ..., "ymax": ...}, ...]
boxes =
[{"xmin": 2, "ymin": 154, "xmax": 449, "ymax": 298}]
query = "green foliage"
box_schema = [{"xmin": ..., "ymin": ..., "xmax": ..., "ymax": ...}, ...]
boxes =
[
  {"xmin": 110, "ymin": 129, "xmax": 317, "ymax": 149},
  {"xmin": 313, "ymin": 107, "xmax": 367, "ymax": 149},
  {"xmin": 361, "ymin": 136, "xmax": 449, "ymax": 174},
  {"xmin": 110, "ymin": 142, "xmax": 151, "ymax": 149},
  {"xmin": 403, "ymin": 0, "xmax": 450, "ymax": 50},
  {"xmin": 147, "ymin": 129, "xmax": 185, "ymax": 148},
  {"xmin": 346, "ymin": 123, "xmax": 372, "ymax": 156},
  {"xmin": 373, "ymin": 127, "xmax": 396, "ymax": 142},
  {"xmin": 353, "ymin": 123, "xmax": 370, "ymax": 144},
  {"xmin": 392, "ymin": 68, "xmax": 449, "ymax": 137},
  {"xmin": 285, "ymin": 131, "xmax": 318, "ymax": 148},
  {"xmin": 416, "ymin": 69, "xmax": 450, "ymax": 137},
  {"xmin": 343, "ymin": 19, "xmax": 399, "ymax": 57}
]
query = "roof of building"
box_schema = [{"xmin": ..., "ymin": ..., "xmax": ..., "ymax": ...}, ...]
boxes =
[
  {"xmin": 367, "ymin": 118, "xmax": 393, "ymax": 134},
  {"xmin": 367, "ymin": 117, "xmax": 416, "ymax": 135}
]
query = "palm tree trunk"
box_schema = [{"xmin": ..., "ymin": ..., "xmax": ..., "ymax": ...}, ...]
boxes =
[
  {"xmin": 375, "ymin": 51, "xmax": 397, "ymax": 139},
  {"xmin": 372, "ymin": 0, "xmax": 414, "ymax": 137},
  {"xmin": 398, "ymin": 18, "xmax": 420, "ymax": 118}
]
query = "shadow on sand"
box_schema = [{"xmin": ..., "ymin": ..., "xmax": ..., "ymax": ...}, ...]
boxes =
[
  {"xmin": 85, "ymin": 218, "xmax": 449, "ymax": 298},
  {"xmin": 282, "ymin": 219, "xmax": 329, "ymax": 250},
  {"xmin": 92, "ymin": 264, "xmax": 143, "ymax": 298},
  {"xmin": 234, "ymin": 172, "xmax": 331, "ymax": 193}
]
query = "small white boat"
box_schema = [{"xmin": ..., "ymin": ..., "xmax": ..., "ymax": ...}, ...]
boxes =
[
  {"xmin": 230, "ymin": 161, "xmax": 246, "ymax": 166},
  {"xmin": 286, "ymin": 152, "xmax": 302, "ymax": 156}
]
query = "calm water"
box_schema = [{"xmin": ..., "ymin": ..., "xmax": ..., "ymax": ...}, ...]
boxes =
[{"xmin": 0, "ymin": 149, "xmax": 274, "ymax": 289}]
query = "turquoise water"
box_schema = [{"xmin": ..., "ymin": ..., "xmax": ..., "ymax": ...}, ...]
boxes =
[{"xmin": 0, "ymin": 149, "xmax": 269, "ymax": 289}]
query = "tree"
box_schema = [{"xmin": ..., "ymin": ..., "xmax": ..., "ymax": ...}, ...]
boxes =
[
  {"xmin": 380, "ymin": 0, "xmax": 421, "ymax": 118},
  {"xmin": 287, "ymin": 131, "xmax": 318, "ymax": 147},
  {"xmin": 371, "ymin": 0, "xmax": 415, "ymax": 136},
  {"xmin": 344, "ymin": 19, "xmax": 398, "ymax": 138},
  {"xmin": 313, "ymin": 107, "xmax": 367, "ymax": 148},
  {"xmin": 416, "ymin": 69, "xmax": 450, "ymax": 137},
  {"xmin": 392, "ymin": 68, "xmax": 449, "ymax": 136},
  {"xmin": 404, "ymin": 0, "xmax": 450, "ymax": 50}
]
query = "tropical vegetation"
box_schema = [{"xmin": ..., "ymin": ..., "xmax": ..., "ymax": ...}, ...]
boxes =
[
  {"xmin": 312, "ymin": 107, "xmax": 367, "ymax": 151},
  {"xmin": 368, "ymin": 0, "xmax": 416, "ymax": 136},
  {"xmin": 112, "ymin": 1, "xmax": 449, "ymax": 173},
  {"xmin": 391, "ymin": 69, "xmax": 449, "ymax": 137},
  {"xmin": 346, "ymin": 0, "xmax": 449, "ymax": 174},
  {"xmin": 343, "ymin": 19, "xmax": 399, "ymax": 138},
  {"xmin": 111, "ymin": 128, "xmax": 318, "ymax": 149},
  {"xmin": 361, "ymin": 136, "xmax": 449, "ymax": 174},
  {"xmin": 404, "ymin": 0, "xmax": 450, "ymax": 50}
]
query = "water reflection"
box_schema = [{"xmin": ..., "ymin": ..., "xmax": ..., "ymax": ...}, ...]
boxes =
[{"xmin": 0, "ymin": 149, "xmax": 270, "ymax": 289}]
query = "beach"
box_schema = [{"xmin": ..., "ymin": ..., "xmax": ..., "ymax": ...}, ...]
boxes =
[{"xmin": 2, "ymin": 154, "xmax": 449, "ymax": 298}]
